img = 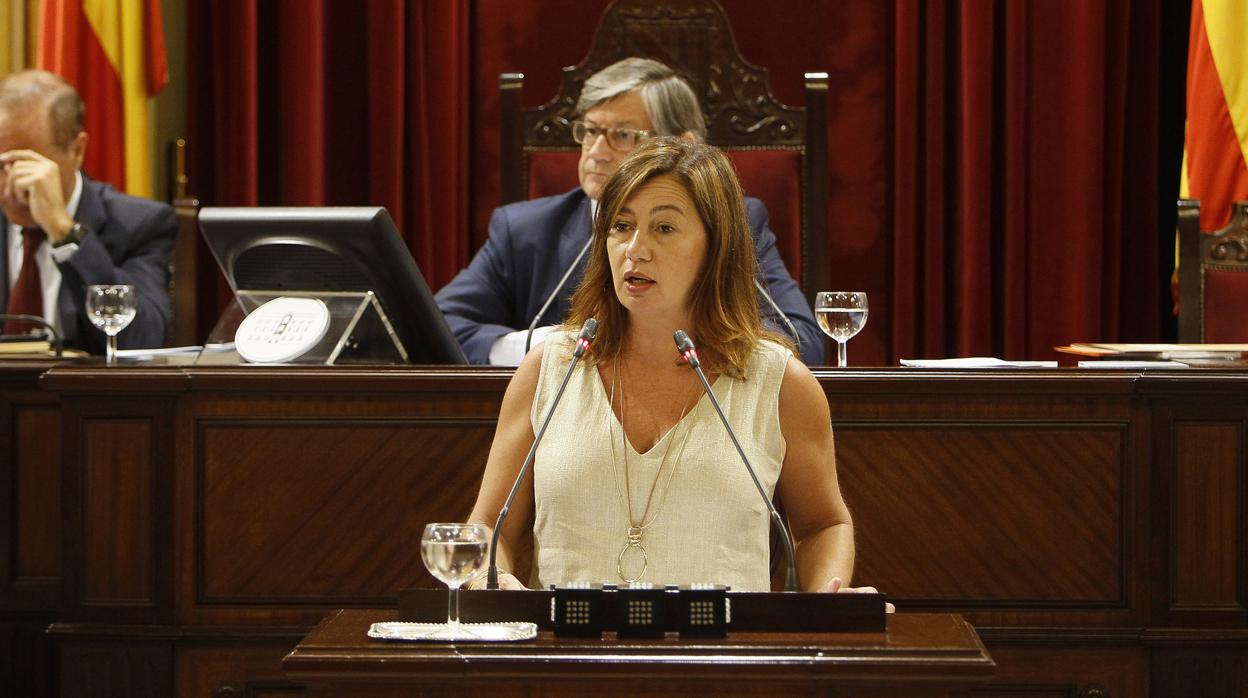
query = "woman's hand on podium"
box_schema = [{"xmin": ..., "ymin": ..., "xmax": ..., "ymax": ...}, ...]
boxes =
[{"xmin": 819, "ymin": 576, "xmax": 896, "ymax": 613}]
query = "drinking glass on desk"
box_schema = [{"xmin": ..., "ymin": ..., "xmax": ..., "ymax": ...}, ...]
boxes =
[
  {"xmin": 815, "ymin": 291, "xmax": 868, "ymax": 367},
  {"xmin": 85, "ymin": 284, "xmax": 136, "ymax": 364},
  {"xmin": 421, "ymin": 522, "xmax": 488, "ymax": 639}
]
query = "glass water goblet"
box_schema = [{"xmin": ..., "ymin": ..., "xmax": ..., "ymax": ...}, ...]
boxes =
[
  {"xmin": 420, "ymin": 522, "xmax": 488, "ymax": 639},
  {"xmin": 815, "ymin": 291, "xmax": 869, "ymax": 367},
  {"xmin": 85, "ymin": 284, "xmax": 137, "ymax": 364}
]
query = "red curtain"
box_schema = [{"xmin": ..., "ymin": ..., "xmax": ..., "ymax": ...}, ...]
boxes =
[
  {"xmin": 184, "ymin": 0, "xmax": 1164, "ymax": 362},
  {"xmin": 186, "ymin": 0, "xmax": 469, "ymax": 339},
  {"xmin": 893, "ymin": 0, "xmax": 1161, "ymax": 361}
]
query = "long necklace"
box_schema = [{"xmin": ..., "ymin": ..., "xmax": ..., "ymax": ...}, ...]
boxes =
[{"xmin": 607, "ymin": 360, "xmax": 697, "ymax": 583}]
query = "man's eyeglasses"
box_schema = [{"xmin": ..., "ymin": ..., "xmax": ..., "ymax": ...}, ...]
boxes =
[{"xmin": 571, "ymin": 121, "xmax": 652, "ymax": 152}]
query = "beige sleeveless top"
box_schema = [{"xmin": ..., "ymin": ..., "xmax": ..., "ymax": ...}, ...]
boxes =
[{"xmin": 529, "ymin": 330, "xmax": 790, "ymax": 591}]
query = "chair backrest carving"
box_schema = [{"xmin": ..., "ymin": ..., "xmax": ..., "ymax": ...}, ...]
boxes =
[
  {"xmin": 499, "ymin": 0, "xmax": 829, "ymax": 301},
  {"xmin": 1178, "ymin": 199, "xmax": 1248, "ymax": 342}
]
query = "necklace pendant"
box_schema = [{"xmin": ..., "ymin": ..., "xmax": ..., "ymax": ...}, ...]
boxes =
[{"xmin": 617, "ymin": 527, "xmax": 648, "ymax": 583}]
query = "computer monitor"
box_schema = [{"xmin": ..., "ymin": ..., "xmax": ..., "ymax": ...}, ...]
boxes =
[{"xmin": 198, "ymin": 206, "xmax": 467, "ymax": 364}]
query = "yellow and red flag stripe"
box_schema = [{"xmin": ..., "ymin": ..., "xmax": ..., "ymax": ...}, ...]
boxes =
[{"xmin": 37, "ymin": 0, "xmax": 167, "ymax": 198}]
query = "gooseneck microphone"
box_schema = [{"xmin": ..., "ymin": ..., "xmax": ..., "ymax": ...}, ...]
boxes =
[
  {"xmin": 754, "ymin": 279, "xmax": 801, "ymax": 357},
  {"xmin": 487, "ymin": 318, "xmax": 598, "ymax": 589},
  {"xmin": 526, "ymin": 238, "xmax": 594, "ymax": 353},
  {"xmin": 0, "ymin": 314, "xmax": 64, "ymax": 356},
  {"xmin": 674, "ymin": 330, "xmax": 799, "ymax": 592}
]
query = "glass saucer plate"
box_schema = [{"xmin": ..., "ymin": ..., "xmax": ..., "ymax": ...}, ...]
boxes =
[{"xmin": 368, "ymin": 621, "xmax": 537, "ymax": 642}]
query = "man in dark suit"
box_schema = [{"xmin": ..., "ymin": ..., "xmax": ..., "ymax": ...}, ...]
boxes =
[
  {"xmin": 436, "ymin": 58, "xmax": 824, "ymax": 365},
  {"xmin": 0, "ymin": 70, "xmax": 175, "ymax": 354}
]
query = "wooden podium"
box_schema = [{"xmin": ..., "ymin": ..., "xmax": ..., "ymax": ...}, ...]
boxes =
[
  {"xmin": 8, "ymin": 361, "xmax": 1248, "ymax": 696},
  {"xmin": 283, "ymin": 609, "xmax": 993, "ymax": 697}
]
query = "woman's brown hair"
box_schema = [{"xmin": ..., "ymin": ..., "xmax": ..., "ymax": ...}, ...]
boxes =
[{"xmin": 566, "ymin": 137, "xmax": 791, "ymax": 377}]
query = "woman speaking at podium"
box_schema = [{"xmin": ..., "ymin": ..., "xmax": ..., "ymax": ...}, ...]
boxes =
[{"xmin": 468, "ymin": 137, "xmax": 864, "ymax": 594}]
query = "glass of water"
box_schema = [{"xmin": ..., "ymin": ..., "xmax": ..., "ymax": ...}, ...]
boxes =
[
  {"xmin": 420, "ymin": 522, "xmax": 488, "ymax": 639},
  {"xmin": 85, "ymin": 284, "xmax": 137, "ymax": 364},
  {"xmin": 815, "ymin": 291, "xmax": 869, "ymax": 367}
]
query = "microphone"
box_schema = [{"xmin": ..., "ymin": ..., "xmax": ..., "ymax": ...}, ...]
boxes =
[
  {"xmin": 526, "ymin": 237, "xmax": 594, "ymax": 353},
  {"xmin": 673, "ymin": 329, "xmax": 799, "ymax": 592},
  {"xmin": 754, "ymin": 278, "xmax": 801, "ymax": 357},
  {"xmin": 487, "ymin": 317, "xmax": 598, "ymax": 589},
  {"xmin": 0, "ymin": 314, "xmax": 64, "ymax": 357}
]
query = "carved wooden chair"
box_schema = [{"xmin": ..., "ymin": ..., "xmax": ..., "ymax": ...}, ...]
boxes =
[
  {"xmin": 498, "ymin": 0, "xmax": 829, "ymax": 302},
  {"xmin": 1178, "ymin": 199, "xmax": 1248, "ymax": 343}
]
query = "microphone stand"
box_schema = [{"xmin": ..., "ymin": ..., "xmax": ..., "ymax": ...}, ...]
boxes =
[
  {"xmin": 754, "ymin": 278, "xmax": 800, "ymax": 358},
  {"xmin": 0, "ymin": 314, "xmax": 64, "ymax": 357},
  {"xmin": 487, "ymin": 318, "xmax": 598, "ymax": 589},
  {"xmin": 526, "ymin": 237, "xmax": 593, "ymax": 353},
  {"xmin": 674, "ymin": 330, "xmax": 799, "ymax": 592}
]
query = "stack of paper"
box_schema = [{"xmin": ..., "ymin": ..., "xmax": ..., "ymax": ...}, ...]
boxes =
[
  {"xmin": 1058, "ymin": 343, "xmax": 1248, "ymax": 360},
  {"xmin": 900, "ymin": 357, "xmax": 1058, "ymax": 368},
  {"xmin": 1076, "ymin": 360, "xmax": 1189, "ymax": 369}
]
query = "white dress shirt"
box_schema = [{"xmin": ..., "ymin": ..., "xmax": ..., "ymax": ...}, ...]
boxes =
[
  {"xmin": 487, "ymin": 197, "xmax": 599, "ymax": 365},
  {"xmin": 6, "ymin": 171, "xmax": 83, "ymax": 333}
]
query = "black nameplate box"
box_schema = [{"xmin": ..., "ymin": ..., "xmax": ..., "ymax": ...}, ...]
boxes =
[{"xmin": 398, "ymin": 585, "xmax": 886, "ymax": 637}]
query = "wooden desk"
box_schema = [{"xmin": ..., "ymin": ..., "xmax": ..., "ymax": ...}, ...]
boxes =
[
  {"xmin": 283, "ymin": 609, "xmax": 993, "ymax": 697},
  {"xmin": 2, "ymin": 362, "xmax": 1245, "ymax": 696},
  {"xmin": 0, "ymin": 361, "xmax": 67, "ymax": 698}
]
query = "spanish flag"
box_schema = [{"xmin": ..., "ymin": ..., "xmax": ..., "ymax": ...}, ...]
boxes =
[
  {"xmin": 1178, "ymin": 0, "xmax": 1248, "ymax": 296},
  {"xmin": 37, "ymin": 0, "xmax": 168, "ymax": 199}
]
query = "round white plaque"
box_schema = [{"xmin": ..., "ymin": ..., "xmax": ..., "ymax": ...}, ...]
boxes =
[{"xmin": 235, "ymin": 296, "xmax": 331, "ymax": 364}]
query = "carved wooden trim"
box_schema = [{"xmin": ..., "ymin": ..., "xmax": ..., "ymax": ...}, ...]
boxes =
[
  {"xmin": 213, "ymin": 680, "xmax": 304, "ymax": 697},
  {"xmin": 1202, "ymin": 200, "xmax": 1248, "ymax": 264},
  {"xmin": 1178, "ymin": 199, "xmax": 1248, "ymax": 342},
  {"xmin": 523, "ymin": 1, "xmax": 804, "ymax": 149}
]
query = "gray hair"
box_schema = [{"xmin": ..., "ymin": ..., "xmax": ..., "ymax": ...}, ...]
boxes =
[
  {"xmin": 0, "ymin": 70, "xmax": 85, "ymax": 149},
  {"xmin": 577, "ymin": 58, "xmax": 707, "ymax": 141}
]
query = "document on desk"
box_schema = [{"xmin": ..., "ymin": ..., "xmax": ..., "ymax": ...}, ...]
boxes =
[
  {"xmin": 900, "ymin": 357, "xmax": 1058, "ymax": 368},
  {"xmin": 1059, "ymin": 343, "xmax": 1248, "ymax": 360},
  {"xmin": 1077, "ymin": 360, "xmax": 1190, "ymax": 368}
]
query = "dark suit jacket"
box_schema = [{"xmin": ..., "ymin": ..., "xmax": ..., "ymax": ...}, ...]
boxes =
[
  {"xmin": 0, "ymin": 175, "xmax": 176, "ymax": 354},
  {"xmin": 436, "ymin": 188, "xmax": 824, "ymax": 365}
]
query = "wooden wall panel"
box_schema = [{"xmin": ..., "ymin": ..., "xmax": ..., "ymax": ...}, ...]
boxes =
[
  {"xmin": 1150, "ymin": 647, "xmax": 1248, "ymax": 697},
  {"xmin": 839, "ymin": 423, "xmax": 1124, "ymax": 605},
  {"xmin": 83, "ymin": 419, "xmax": 153, "ymax": 603},
  {"xmin": 56, "ymin": 640, "xmax": 172, "ymax": 698},
  {"xmin": 14, "ymin": 405, "xmax": 61, "ymax": 585},
  {"xmin": 971, "ymin": 645, "xmax": 1147, "ymax": 697},
  {"xmin": 0, "ymin": 615, "xmax": 55, "ymax": 698},
  {"xmin": 1172, "ymin": 422, "xmax": 1243, "ymax": 610},
  {"xmin": 175, "ymin": 643, "xmax": 302, "ymax": 698},
  {"xmin": 197, "ymin": 419, "xmax": 494, "ymax": 602}
]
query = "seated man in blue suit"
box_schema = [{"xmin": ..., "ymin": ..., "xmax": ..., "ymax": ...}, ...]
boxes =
[
  {"xmin": 0, "ymin": 70, "xmax": 175, "ymax": 354},
  {"xmin": 436, "ymin": 58, "xmax": 824, "ymax": 365}
]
